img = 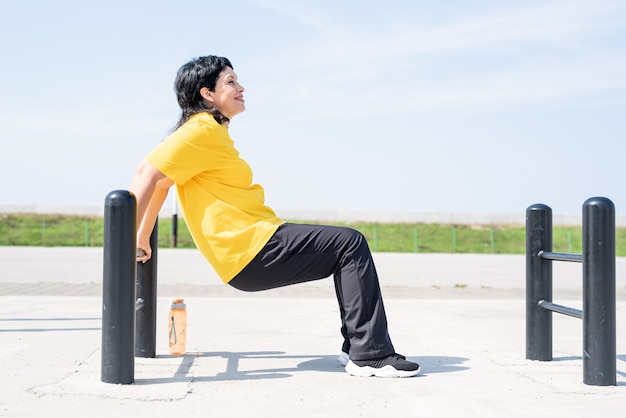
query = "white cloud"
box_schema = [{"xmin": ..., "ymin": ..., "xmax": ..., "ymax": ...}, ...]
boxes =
[
  {"xmin": 1, "ymin": 0, "xmax": 625, "ymax": 212},
  {"xmin": 245, "ymin": 0, "xmax": 626, "ymax": 120}
]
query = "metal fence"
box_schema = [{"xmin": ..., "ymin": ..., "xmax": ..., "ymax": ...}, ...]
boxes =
[{"xmin": 526, "ymin": 197, "xmax": 616, "ymax": 386}]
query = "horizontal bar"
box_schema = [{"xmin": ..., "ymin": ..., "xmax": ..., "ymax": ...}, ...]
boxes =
[
  {"xmin": 538, "ymin": 300, "xmax": 583, "ymax": 319},
  {"xmin": 539, "ymin": 251, "xmax": 583, "ymax": 263},
  {"xmin": 135, "ymin": 298, "xmax": 145, "ymax": 311}
]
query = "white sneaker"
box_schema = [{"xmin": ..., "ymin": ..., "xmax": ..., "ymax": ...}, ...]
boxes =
[
  {"xmin": 345, "ymin": 353, "xmax": 420, "ymax": 378},
  {"xmin": 338, "ymin": 351, "xmax": 349, "ymax": 366}
]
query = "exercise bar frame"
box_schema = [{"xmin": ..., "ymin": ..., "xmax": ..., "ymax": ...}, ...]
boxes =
[
  {"xmin": 101, "ymin": 190, "xmax": 158, "ymax": 384},
  {"xmin": 526, "ymin": 196, "xmax": 616, "ymax": 386}
]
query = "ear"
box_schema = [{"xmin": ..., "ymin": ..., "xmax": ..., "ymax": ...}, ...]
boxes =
[{"xmin": 200, "ymin": 87, "xmax": 213, "ymax": 103}]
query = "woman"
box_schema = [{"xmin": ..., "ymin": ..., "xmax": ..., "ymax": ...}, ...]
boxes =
[{"xmin": 130, "ymin": 55, "xmax": 420, "ymax": 378}]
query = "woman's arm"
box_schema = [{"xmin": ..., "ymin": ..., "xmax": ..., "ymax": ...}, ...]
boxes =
[{"xmin": 129, "ymin": 160, "xmax": 174, "ymax": 262}]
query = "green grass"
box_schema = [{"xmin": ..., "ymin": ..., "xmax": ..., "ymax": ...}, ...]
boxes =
[{"xmin": 1, "ymin": 213, "xmax": 624, "ymax": 255}]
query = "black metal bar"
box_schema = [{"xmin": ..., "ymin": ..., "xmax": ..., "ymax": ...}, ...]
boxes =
[
  {"xmin": 538, "ymin": 300, "xmax": 583, "ymax": 319},
  {"xmin": 135, "ymin": 220, "xmax": 158, "ymax": 358},
  {"xmin": 101, "ymin": 190, "xmax": 136, "ymax": 384},
  {"xmin": 582, "ymin": 197, "xmax": 616, "ymax": 386},
  {"xmin": 135, "ymin": 298, "xmax": 145, "ymax": 311},
  {"xmin": 171, "ymin": 213, "xmax": 178, "ymax": 248},
  {"xmin": 539, "ymin": 251, "xmax": 583, "ymax": 263},
  {"xmin": 526, "ymin": 204, "xmax": 553, "ymax": 361}
]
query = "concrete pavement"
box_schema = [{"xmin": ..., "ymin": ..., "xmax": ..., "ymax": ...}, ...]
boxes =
[{"xmin": 0, "ymin": 247, "xmax": 625, "ymax": 417}]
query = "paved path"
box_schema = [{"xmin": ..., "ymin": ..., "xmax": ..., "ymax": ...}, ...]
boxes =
[{"xmin": 0, "ymin": 247, "xmax": 625, "ymax": 417}]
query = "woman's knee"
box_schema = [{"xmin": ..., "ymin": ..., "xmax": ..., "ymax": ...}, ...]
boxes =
[{"xmin": 336, "ymin": 227, "xmax": 368, "ymax": 250}]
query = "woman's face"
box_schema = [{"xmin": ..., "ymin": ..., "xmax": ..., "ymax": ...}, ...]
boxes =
[{"xmin": 201, "ymin": 67, "xmax": 245, "ymax": 119}]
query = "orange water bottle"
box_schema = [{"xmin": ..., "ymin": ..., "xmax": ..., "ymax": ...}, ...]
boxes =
[{"xmin": 168, "ymin": 299, "xmax": 187, "ymax": 355}]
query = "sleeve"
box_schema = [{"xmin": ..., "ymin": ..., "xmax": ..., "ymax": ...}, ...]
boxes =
[{"xmin": 146, "ymin": 120, "xmax": 214, "ymax": 185}]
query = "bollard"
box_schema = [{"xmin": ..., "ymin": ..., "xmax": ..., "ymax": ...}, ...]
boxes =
[
  {"xmin": 101, "ymin": 190, "xmax": 137, "ymax": 384},
  {"xmin": 136, "ymin": 221, "xmax": 158, "ymax": 358},
  {"xmin": 582, "ymin": 197, "xmax": 616, "ymax": 386},
  {"xmin": 525, "ymin": 204, "xmax": 553, "ymax": 361},
  {"xmin": 526, "ymin": 197, "xmax": 617, "ymax": 386},
  {"xmin": 171, "ymin": 213, "xmax": 178, "ymax": 248}
]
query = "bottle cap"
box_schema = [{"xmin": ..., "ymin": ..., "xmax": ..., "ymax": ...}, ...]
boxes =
[{"xmin": 171, "ymin": 298, "xmax": 186, "ymax": 309}]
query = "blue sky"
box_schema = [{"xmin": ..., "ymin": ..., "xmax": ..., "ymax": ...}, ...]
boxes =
[{"xmin": 1, "ymin": 0, "xmax": 625, "ymax": 216}]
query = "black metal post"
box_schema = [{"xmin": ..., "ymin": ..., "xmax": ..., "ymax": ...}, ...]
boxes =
[
  {"xmin": 136, "ymin": 220, "xmax": 158, "ymax": 358},
  {"xmin": 171, "ymin": 213, "xmax": 178, "ymax": 247},
  {"xmin": 582, "ymin": 197, "xmax": 616, "ymax": 386},
  {"xmin": 101, "ymin": 190, "xmax": 136, "ymax": 384},
  {"xmin": 526, "ymin": 204, "xmax": 553, "ymax": 361}
]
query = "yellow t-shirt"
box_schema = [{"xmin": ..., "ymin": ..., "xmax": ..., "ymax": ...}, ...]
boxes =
[{"xmin": 146, "ymin": 113, "xmax": 284, "ymax": 283}]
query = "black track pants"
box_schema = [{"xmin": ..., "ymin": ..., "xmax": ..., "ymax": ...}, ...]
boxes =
[{"xmin": 228, "ymin": 223, "xmax": 395, "ymax": 360}]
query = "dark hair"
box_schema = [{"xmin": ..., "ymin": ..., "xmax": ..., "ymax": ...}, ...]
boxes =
[{"xmin": 173, "ymin": 55, "xmax": 233, "ymax": 129}]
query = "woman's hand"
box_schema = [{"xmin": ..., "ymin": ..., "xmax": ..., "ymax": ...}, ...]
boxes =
[
  {"xmin": 136, "ymin": 233, "xmax": 152, "ymax": 263},
  {"xmin": 130, "ymin": 160, "xmax": 173, "ymax": 263}
]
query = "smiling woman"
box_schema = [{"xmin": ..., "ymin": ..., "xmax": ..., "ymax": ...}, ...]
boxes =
[
  {"xmin": 172, "ymin": 56, "xmax": 240, "ymax": 128},
  {"xmin": 199, "ymin": 68, "xmax": 246, "ymax": 121},
  {"xmin": 128, "ymin": 55, "xmax": 421, "ymax": 378}
]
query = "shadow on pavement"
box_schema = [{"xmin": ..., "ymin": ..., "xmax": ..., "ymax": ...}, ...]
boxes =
[{"xmin": 133, "ymin": 351, "xmax": 469, "ymax": 385}]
